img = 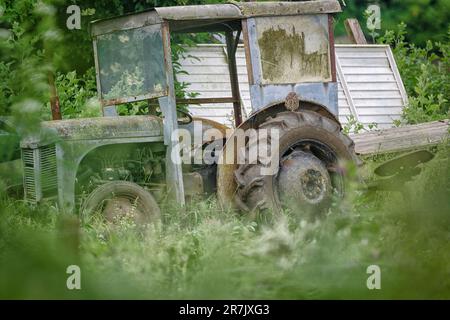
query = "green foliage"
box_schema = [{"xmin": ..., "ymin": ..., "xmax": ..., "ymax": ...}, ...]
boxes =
[
  {"xmin": 335, "ymin": 0, "xmax": 450, "ymax": 47},
  {"xmin": 0, "ymin": 0, "xmax": 216, "ymax": 119},
  {"xmin": 0, "ymin": 0, "xmax": 61, "ymax": 130},
  {"xmin": 378, "ymin": 24, "xmax": 450, "ymax": 124},
  {"xmin": 52, "ymin": 67, "xmax": 100, "ymax": 118},
  {"xmin": 362, "ymin": 7, "xmax": 379, "ymax": 43},
  {"xmin": 342, "ymin": 115, "xmax": 378, "ymax": 134}
]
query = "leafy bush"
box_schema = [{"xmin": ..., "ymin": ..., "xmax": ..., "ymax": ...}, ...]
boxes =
[
  {"xmin": 52, "ymin": 68, "xmax": 100, "ymax": 119},
  {"xmin": 334, "ymin": 0, "xmax": 449, "ymax": 48},
  {"xmin": 378, "ymin": 24, "xmax": 450, "ymax": 124},
  {"xmin": 0, "ymin": 1, "xmax": 53, "ymax": 116},
  {"xmin": 342, "ymin": 115, "xmax": 378, "ymax": 134}
]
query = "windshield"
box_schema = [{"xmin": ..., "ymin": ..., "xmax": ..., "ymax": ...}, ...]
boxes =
[{"xmin": 95, "ymin": 24, "xmax": 167, "ymax": 104}]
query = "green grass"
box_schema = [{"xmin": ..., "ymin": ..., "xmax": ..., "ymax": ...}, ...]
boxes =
[{"xmin": 0, "ymin": 146, "xmax": 449, "ymax": 299}]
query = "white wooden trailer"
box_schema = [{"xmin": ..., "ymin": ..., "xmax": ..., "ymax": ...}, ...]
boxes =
[{"xmin": 178, "ymin": 44, "xmax": 408, "ymax": 129}]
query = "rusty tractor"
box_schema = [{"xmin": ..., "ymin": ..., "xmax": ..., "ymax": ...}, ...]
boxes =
[{"xmin": 20, "ymin": 1, "xmax": 360, "ymax": 223}]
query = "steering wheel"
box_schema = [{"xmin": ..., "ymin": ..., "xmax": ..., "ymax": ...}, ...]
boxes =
[{"xmin": 177, "ymin": 108, "xmax": 193, "ymax": 125}]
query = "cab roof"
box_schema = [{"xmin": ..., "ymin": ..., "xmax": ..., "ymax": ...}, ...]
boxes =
[{"xmin": 91, "ymin": 1, "xmax": 341, "ymax": 36}]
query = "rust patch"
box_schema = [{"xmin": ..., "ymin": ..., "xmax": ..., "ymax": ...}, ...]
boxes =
[{"xmin": 284, "ymin": 92, "xmax": 300, "ymax": 111}]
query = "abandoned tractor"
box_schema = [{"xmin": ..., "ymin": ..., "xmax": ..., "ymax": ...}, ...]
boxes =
[{"xmin": 20, "ymin": 1, "xmax": 359, "ymax": 223}]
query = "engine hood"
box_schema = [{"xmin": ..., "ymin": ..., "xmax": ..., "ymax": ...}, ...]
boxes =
[{"xmin": 21, "ymin": 116, "xmax": 163, "ymax": 148}]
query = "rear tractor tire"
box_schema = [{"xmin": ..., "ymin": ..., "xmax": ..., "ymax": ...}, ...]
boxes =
[
  {"xmin": 81, "ymin": 181, "xmax": 161, "ymax": 225},
  {"xmin": 234, "ymin": 110, "xmax": 360, "ymax": 221}
]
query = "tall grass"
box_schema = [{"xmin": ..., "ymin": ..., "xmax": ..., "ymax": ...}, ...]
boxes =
[{"xmin": 0, "ymin": 146, "xmax": 449, "ymax": 299}]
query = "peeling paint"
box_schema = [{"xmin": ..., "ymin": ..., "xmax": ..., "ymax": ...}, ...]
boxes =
[
  {"xmin": 44, "ymin": 116, "xmax": 163, "ymax": 140},
  {"xmin": 237, "ymin": 1, "xmax": 341, "ymax": 17},
  {"xmin": 255, "ymin": 15, "xmax": 331, "ymax": 84},
  {"xmin": 21, "ymin": 116, "xmax": 163, "ymax": 148}
]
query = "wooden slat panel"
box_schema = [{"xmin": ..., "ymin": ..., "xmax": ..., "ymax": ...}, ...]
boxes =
[
  {"xmin": 357, "ymin": 115, "xmax": 401, "ymax": 123},
  {"xmin": 340, "ymin": 107, "xmax": 403, "ymax": 116},
  {"xmin": 345, "ymin": 74, "xmax": 396, "ymax": 82},
  {"xmin": 180, "ymin": 65, "xmax": 249, "ymax": 75},
  {"xmin": 181, "ymin": 57, "xmax": 247, "ymax": 66},
  {"xmin": 181, "ymin": 49, "xmax": 246, "ymax": 59},
  {"xmin": 340, "ymin": 90, "xmax": 401, "ymax": 99},
  {"xmin": 347, "ymin": 82, "xmax": 400, "ymax": 91},
  {"xmin": 341, "ymin": 66, "xmax": 393, "ymax": 74},
  {"xmin": 336, "ymin": 52, "xmax": 388, "ymax": 58},
  {"xmin": 335, "ymin": 47, "xmax": 387, "ymax": 53},
  {"xmin": 353, "ymin": 98, "xmax": 404, "ymax": 107},
  {"xmin": 339, "ymin": 58, "xmax": 389, "ymax": 67},
  {"xmin": 178, "ymin": 97, "xmax": 236, "ymax": 104},
  {"xmin": 185, "ymin": 83, "xmax": 233, "ymax": 91},
  {"xmin": 190, "ymin": 90, "xmax": 251, "ymax": 99},
  {"xmin": 338, "ymin": 98, "xmax": 349, "ymax": 107},
  {"xmin": 336, "ymin": 45, "xmax": 407, "ymax": 130},
  {"xmin": 189, "ymin": 106, "xmax": 233, "ymax": 113},
  {"xmin": 180, "ymin": 44, "xmax": 407, "ymax": 128},
  {"xmin": 336, "ymin": 57, "xmax": 360, "ymax": 120},
  {"xmin": 338, "ymin": 107, "xmax": 352, "ymax": 116},
  {"xmin": 177, "ymin": 74, "xmax": 249, "ymax": 83}
]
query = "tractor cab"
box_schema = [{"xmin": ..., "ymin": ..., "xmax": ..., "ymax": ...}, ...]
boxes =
[
  {"xmin": 91, "ymin": 1, "xmax": 341, "ymax": 123},
  {"xmin": 90, "ymin": 1, "xmax": 343, "ymax": 208}
]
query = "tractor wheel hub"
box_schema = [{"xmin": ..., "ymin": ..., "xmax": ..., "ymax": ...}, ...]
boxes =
[{"xmin": 278, "ymin": 151, "xmax": 332, "ymax": 208}]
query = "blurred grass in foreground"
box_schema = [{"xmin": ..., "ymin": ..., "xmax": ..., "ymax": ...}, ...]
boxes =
[{"xmin": 0, "ymin": 145, "xmax": 449, "ymax": 299}]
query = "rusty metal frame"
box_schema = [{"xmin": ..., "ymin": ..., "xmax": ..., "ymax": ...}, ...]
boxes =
[
  {"xmin": 92, "ymin": 38, "xmax": 103, "ymax": 109},
  {"xmin": 328, "ymin": 14, "xmax": 337, "ymax": 82},
  {"xmin": 92, "ymin": 22, "xmax": 169, "ymax": 114},
  {"xmin": 48, "ymin": 72, "xmax": 62, "ymax": 120},
  {"xmin": 225, "ymin": 30, "xmax": 243, "ymax": 127},
  {"xmin": 241, "ymin": 19, "xmax": 254, "ymax": 86},
  {"xmin": 160, "ymin": 21, "xmax": 185, "ymax": 205},
  {"xmin": 100, "ymin": 92, "xmax": 169, "ymax": 114}
]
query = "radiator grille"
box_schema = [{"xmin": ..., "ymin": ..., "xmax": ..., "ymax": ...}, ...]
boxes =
[
  {"xmin": 22, "ymin": 145, "xmax": 57, "ymax": 202},
  {"xmin": 22, "ymin": 148, "xmax": 36, "ymax": 200}
]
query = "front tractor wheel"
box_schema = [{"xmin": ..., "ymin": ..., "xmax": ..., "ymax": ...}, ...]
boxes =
[
  {"xmin": 234, "ymin": 110, "xmax": 360, "ymax": 221},
  {"xmin": 81, "ymin": 181, "xmax": 160, "ymax": 225}
]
